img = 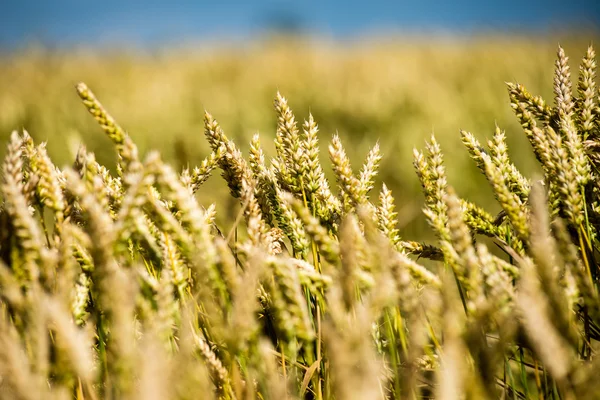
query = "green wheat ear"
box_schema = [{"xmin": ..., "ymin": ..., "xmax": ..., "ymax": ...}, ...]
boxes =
[
  {"xmin": 329, "ymin": 133, "xmax": 362, "ymax": 212},
  {"xmin": 76, "ymin": 82, "xmax": 141, "ymax": 179},
  {"xmin": 76, "ymin": 83, "xmax": 126, "ymax": 145}
]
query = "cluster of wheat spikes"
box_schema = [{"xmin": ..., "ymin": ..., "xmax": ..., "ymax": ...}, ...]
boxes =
[{"xmin": 0, "ymin": 44, "xmax": 599, "ymax": 400}]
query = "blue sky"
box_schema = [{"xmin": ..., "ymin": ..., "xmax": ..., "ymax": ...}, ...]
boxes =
[{"xmin": 1, "ymin": 0, "xmax": 599, "ymax": 48}]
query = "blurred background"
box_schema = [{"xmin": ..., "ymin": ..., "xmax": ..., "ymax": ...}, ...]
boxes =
[{"xmin": 1, "ymin": 0, "xmax": 599, "ymax": 236}]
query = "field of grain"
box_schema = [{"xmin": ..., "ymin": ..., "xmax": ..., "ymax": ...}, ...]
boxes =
[
  {"xmin": 2, "ymin": 36, "xmax": 593, "ymax": 235},
  {"xmin": 0, "ymin": 35, "xmax": 599, "ymax": 399}
]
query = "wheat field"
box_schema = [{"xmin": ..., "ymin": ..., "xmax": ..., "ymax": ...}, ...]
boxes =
[
  {"xmin": 0, "ymin": 35, "xmax": 599, "ymax": 399},
  {"xmin": 1, "ymin": 36, "xmax": 593, "ymax": 234}
]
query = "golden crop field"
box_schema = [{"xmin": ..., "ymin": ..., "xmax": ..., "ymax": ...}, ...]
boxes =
[
  {"xmin": 2, "ymin": 36, "xmax": 592, "ymax": 235},
  {"xmin": 1, "ymin": 34, "xmax": 600, "ymax": 399}
]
